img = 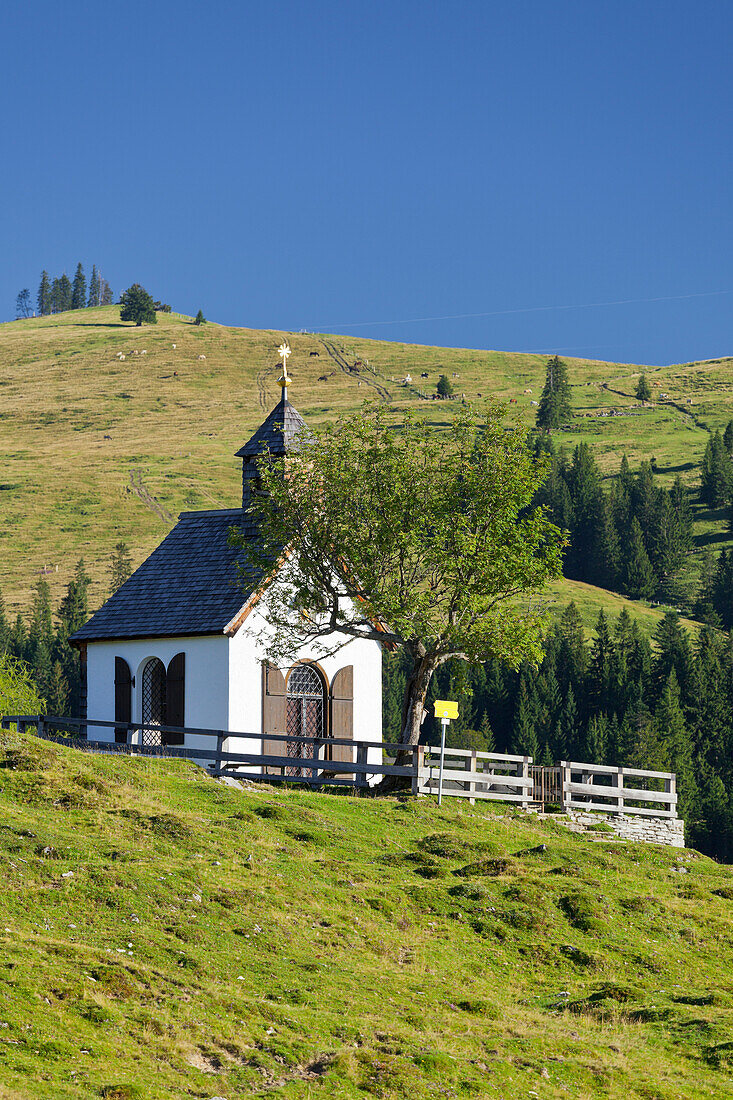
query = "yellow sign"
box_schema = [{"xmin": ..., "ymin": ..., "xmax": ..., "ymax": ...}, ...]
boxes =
[{"xmin": 434, "ymin": 699, "xmax": 459, "ymax": 720}]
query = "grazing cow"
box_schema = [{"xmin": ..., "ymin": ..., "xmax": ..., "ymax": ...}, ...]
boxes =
[
  {"xmin": 141, "ymin": 350, "xmax": 147, "ymax": 356},
  {"xmin": 420, "ymin": 372, "xmax": 429, "ymax": 378},
  {"xmin": 198, "ymin": 354, "xmax": 206, "ymax": 360},
  {"xmin": 310, "ymin": 351, "xmax": 319, "ymax": 356},
  {"xmin": 318, "ymin": 374, "xmax": 329, "ymax": 381},
  {"xmin": 524, "ymin": 388, "xmax": 532, "ymax": 394},
  {"xmin": 118, "ymin": 354, "xmax": 126, "ymax": 360},
  {"xmin": 172, "ymin": 343, "xmax": 177, "ymax": 349},
  {"xmin": 509, "ymin": 398, "xmax": 517, "ymax": 404},
  {"xmin": 531, "ymin": 400, "xmax": 539, "ymax": 406}
]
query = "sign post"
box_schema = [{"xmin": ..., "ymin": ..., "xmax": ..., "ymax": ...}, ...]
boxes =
[{"xmin": 433, "ymin": 700, "xmax": 459, "ymax": 806}]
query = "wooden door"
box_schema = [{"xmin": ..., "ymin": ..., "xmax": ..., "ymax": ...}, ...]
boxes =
[
  {"xmin": 114, "ymin": 657, "xmax": 132, "ymax": 744},
  {"xmin": 262, "ymin": 663, "xmax": 286, "ymax": 774},
  {"xmin": 165, "ymin": 653, "xmax": 185, "ymax": 745}
]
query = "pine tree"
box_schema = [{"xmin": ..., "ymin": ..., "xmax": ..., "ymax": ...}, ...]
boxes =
[
  {"xmin": 585, "ymin": 713, "xmax": 608, "ymax": 763},
  {"xmin": 654, "ymin": 670, "xmax": 698, "ymax": 820},
  {"xmin": 589, "ymin": 610, "xmax": 614, "ymax": 714},
  {"xmin": 120, "ymin": 284, "xmax": 157, "ymax": 326},
  {"xmin": 622, "ymin": 517, "xmax": 656, "ymax": 599},
  {"xmin": 701, "ymin": 431, "xmax": 733, "ymax": 507},
  {"xmin": 100, "ymin": 278, "xmax": 114, "ymax": 305},
  {"xmin": 71, "ymin": 263, "xmax": 86, "ymax": 310},
  {"xmin": 725, "ymin": 420, "xmax": 733, "ymax": 456},
  {"xmin": 436, "ymin": 375, "xmax": 453, "ymax": 398},
  {"xmin": 57, "ymin": 273, "xmax": 73, "ymax": 312},
  {"xmin": 635, "ymin": 374, "xmax": 652, "ymax": 403},
  {"xmin": 694, "ymin": 549, "xmax": 721, "ymax": 626},
  {"xmin": 479, "ymin": 711, "xmax": 496, "ymax": 753},
  {"xmin": 511, "ymin": 671, "xmax": 539, "ymax": 759},
  {"xmin": 29, "ymin": 578, "xmax": 53, "ymax": 649},
  {"xmin": 536, "ymin": 355, "xmax": 572, "ymax": 431},
  {"xmin": 109, "ymin": 542, "xmax": 133, "ymax": 593},
  {"xmin": 88, "ymin": 265, "xmax": 100, "ymax": 307},
  {"xmin": 558, "ymin": 683, "xmax": 581, "ymax": 760},
  {"xmin": 650, "ymin": 491, "xmax": 687, "ymax": 595},
  {"xmin": 37, "ymin": 271, "xmax": 51, "ymax": 316},
  {"xmin": 194, "ymin": 309, "xmax": 205, "ymax": 325}
]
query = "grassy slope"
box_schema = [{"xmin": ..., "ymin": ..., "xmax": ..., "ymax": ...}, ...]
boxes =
[
  {"xmin": 0, "ymin": 307, "xmax": 729, "ymax": 627},
  {"xmin": 2, "ymin": 730, "xmax": 733, "ymax": 1099}
]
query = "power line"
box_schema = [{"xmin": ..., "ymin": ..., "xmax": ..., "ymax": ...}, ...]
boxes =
[{"xmin": 314, "ymin": 288, "xmax": 733, "ymax": 332}]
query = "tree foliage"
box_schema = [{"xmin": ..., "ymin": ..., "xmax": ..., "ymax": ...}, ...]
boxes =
[
  {"xmin": 232, "ymin": 403, "xmax": 564, "ymax": 747},
  {"xmin": 635, "ymin": 374, "xmax": 652, "ymax": 403},
  {"xmin": 15, "ymin": 289, "xmax": 31, "ymax": 319},
  {"xmin": 436, "ymin": 374, "xmax": 453, "ymax": 398},
  {"xmin": 536, "ymin": 356, "xmax": 572, "ymax": 430},
  {"xmin": 120, "ymin": 284, "xmax": 157, "ymax": 326}
]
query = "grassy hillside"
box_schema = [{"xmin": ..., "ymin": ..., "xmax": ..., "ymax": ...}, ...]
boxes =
[
  {"xmin": 1, "ymin": 306, "xmax": 730, "ymax": 624},
  {"xmin": 2, "ymin": 728, "xmax": 733, "ymax": 1098}
]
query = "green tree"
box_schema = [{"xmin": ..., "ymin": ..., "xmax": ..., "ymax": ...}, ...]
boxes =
[
  {"xmin": 109, "ymin": 542, "xmax": 133, "ymax": 593},
  {"xmin": 436, "ymin": 374, "xmax": 453, "ymax": 398},
  {"xmin": 37, "ymin": 270, "xmax": 51, "ymax": 316},
  {"xmin": 701, "ymin": 431, "xmax": 733, "ymax": 507},
  {"xmin": 71, "ymin": 263, "xmax": 86, "ymax": 310},
  {"xmin": 511, "ymin": 671, "xmax": 539, "ymax": 759},
  {"xmin": 15, "ymin": 289, "xmax": 31, "ymax": 318},
  {"xmin": 120, "ymin": 284, "xmax": 157, "ymax": 326},
  {"xmin": 653, "ymin": 670, "xmax": 698, "ymax": 821},
  {"xmin": 724, "ymin": 419, "xmax": 733, "ymax": 456},
  {"xmin": 57, "ymin": 273, "xmax": 72, "ymax": 312},
  {"xmin": 622, "ymin": 517, "xmax": 656, "ymax": 599},
  {"xmin": 0, "ymin": 653, "xmax": 45, "ymax": 719},
  {"xmin": 536, "ymin": 355, "xmax": 572, "ymax": 431},
  {"xmin": 194, "ymin": 309, "xmax": 205, "ymax": 325},
  {"xmin": 635, "ymin": 374, "xmax": 652, "ymax": 402},
  {"xmin": 87, "ymin": 265, "xmax": 100, "ymax": 307},
  {"xmin": 232, "ymin": 402, "xmax": 564, "ymax": 750},
  {"xmin": 100, "ymin": 277, "xmax": 114, "ymax": 305}
]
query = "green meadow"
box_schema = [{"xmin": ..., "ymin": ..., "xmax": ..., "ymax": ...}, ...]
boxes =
[
  {"xmin": 1, "ymin": 306, "xmax": 730, "ymax": 628},
  {"xmin": 1, "ymin": 728, "xmax": 733, "ymax": 1099}
]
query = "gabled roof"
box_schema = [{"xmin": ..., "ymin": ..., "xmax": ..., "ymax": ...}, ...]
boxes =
[
  {"xmin": 72, "ymin": 509, "xmax": 266, "ymax": 642},
  {"xmin": 235, "ymin": 397, "xmax": 307, "ymax": 459}
]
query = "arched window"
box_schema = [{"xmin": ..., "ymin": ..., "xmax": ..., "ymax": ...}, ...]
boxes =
[
  {"xmin": 141, "ymin": 657, "xmax": 166, "ymax": 745},
  {"xmin": 286, "ymin": 663, "xmax": 326, "ymax": 776}
]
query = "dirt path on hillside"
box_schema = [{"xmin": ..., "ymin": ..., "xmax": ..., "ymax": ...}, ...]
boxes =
[
  {"xmin": 129, "ymin": 470, "xmax": 174, "ymax": 524},
  {"xmin": 600, "ymin": 380, "xmax": 709, "ymax": 432},
  {"xmin": 320, "ymin": 339, "xmax": 392, "ymax": 401}
]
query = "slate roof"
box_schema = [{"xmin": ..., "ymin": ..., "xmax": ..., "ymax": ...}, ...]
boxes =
[
  {"xmin": 72, "ymin": 509, "xmax": 266, "ymax": 642},
  {"xmin": 235, "ymin": 397, "xmax": 307, "ymax": 458}
]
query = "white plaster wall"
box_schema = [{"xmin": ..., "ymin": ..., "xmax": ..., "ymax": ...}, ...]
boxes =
[
  {"xmin": 227, "ymin": 596, "xmax": 383, "ymax": 777},
  {"xmin": 85, "ymin": 635, "xmax": 229, "ymax": 748}
]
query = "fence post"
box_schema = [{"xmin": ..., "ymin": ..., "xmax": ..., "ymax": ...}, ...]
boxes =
[
  {"xmin": 356, "ymin": 743, "xmax": 368, "ymax": 791},
  {"xmin": 413, "ymin": 745, "xmax": 425, "ymax": 797},
  {"xmin": 215, "ymin": 733, "xmax": 224, "ymax": 775},
  {"xmin": 521, "ymin": 756, "xmax": 530, "ymax": 809},
  {"xmin": 615, "ymin": 767, "xmax": 624, "ymax": 813},
  {"xmin": 666, "ymin": 773, "xmax": 676, "ymax": 819},
  {"xmin": 561, "ymin": 761, "xmax": 571, "ymax": 811},
  {"xmin": 468, "ymin": 749, "xmax": 477, "ymax": 805},
  {"xmin": 37, "ymin": 717, "xmax": 45, "ymax": 740}
]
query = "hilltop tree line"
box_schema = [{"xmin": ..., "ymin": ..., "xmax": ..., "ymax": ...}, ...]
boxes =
[
  {"xmin": 18, "ymin": 264, "xmax": 115, "ymax": 318},
  {"xmin": 385, "ymin": 603, "xmax": 733, "ymax": 860}
]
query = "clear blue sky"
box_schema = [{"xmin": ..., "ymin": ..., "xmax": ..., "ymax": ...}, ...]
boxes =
[{"xmin": 3, "ymin": 0, "xmax": 732, "ymax": 365}]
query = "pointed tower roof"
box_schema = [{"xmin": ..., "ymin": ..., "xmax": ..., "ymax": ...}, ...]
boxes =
[{"xmin": 235, "ymin": 396, "xmax": 307, "ymax": 459}]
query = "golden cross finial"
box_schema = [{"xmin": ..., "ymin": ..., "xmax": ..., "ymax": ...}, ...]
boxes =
[{"xmin": 276, "ymin": 341, "xmax": 292, "ymax": 395}]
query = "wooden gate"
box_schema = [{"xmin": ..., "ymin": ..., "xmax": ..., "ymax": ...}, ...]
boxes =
[{"xmin": 531, "ymin": 765, "xmax": 562, "ymax": 807}]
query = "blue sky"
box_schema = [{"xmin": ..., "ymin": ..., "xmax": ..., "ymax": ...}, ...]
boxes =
[{"xmin": 3, "ymin": 0, "xmax": 732, "ymax": 365}]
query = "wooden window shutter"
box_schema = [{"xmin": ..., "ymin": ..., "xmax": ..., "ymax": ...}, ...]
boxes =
[
  {"xmin": 114, "ymin": 657, "xmax": 132, "ymax": 744},
  {"xmin": 262, "ymin": 663, "xmax": 286, "ymax": 773},
  {"xmin": 165, "ymin": 652, "xmax": 185, "ymax": 745},
  {"xmin": 330, "ymin": 665, "xmax": 354, "ymax": 763}
]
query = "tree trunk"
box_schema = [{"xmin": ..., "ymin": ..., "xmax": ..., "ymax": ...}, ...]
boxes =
[{"xmin": 379, "ymin": 653, "xmax": 436, "ymax": 792}]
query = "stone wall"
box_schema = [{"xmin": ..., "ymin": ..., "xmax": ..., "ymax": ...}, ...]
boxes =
[{"xmin": 562, "ymin": 809, "xmax": 685, "ymax": 848}]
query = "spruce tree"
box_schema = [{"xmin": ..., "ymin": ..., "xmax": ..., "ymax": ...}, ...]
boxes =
[
  {"xmin": 37, "ymin": 270, "xmax": 51, "ymax": 316},
  {"xmin": 0, "ymin": 588, "xmax": 10, "ymax": 654},
  {"xmin": 725, "ymin": 419, "xmax": 733, "ymax": 456},
  {"xmin": 559, "ymin": 684, "xmax": 581, "ymax": 760},
  {"xmin": 585, "ymin": 713, "xmax": 608, "ymax": 764},
  {"xmin": 88, "ymin": 265, "xmax": 100, "ymax": 307},
  {"xmin": 654, "ymin": 670, "xmax": 698, "ymax": 820},
  {"xmin": 511, "ymin": 672, "xmax": 539, "ymax": 759},
  {"xmin": 15, "ymin": 289, "xmax": 31, "ymax": 318},
  {"xmin": 701, "ymin": 431, "xmax": 733, "ymax": 507},
  {"xmin": 109, "ymin": 541, "xmax": 133, "ymax": 593},
  {"xmin": 50, "ymin": 278, "xmax": 61, "ymax": 313},
  {"xmin": 635, "ymin": 374, "xmax": 652, "ymax": 403},
  {"xmin": 100, "ymin": 278, "xmax": 114, "ymax": 305},
  {"xmin": 622, "ymin": 517, "xmax": 656, "ymax": 599},
  {"xmin": 436, "ymin": 375, "xmax": 453, "ymax": 398},
  {"xmin": 194, "ymin": 309, "xmax": 205, "ymax": 325},
  {"xmin": 120, "ymin": 284, "xmax": 157, "ymax": 326},
  {"xmin": 71, "ymin": 263, "xmax": 86, "ymax": 310},
  {"xmin": 57, "ymin": 273, "xmax": 72, "ymax": 312},
  {"xmin": 536, "ymin": 356, "xmax": 572, "ymax": 431}
]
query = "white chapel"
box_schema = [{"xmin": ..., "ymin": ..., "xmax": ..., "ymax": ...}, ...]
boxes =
[{"xmin": 71, "ymin": 361, "xmax": 382, "ymax": 773}]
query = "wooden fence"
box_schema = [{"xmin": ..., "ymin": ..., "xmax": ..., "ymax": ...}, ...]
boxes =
[
  {"xmin": 0, "ymin": 717, "xmax": 678, "ymax": 819},
  {"xmin": 559, "ymin": 760, "xmax": 677, "ymax": 819},
  {"xmin": 416, "ymin": 746, "xmax": 533, "ymax": 806}
]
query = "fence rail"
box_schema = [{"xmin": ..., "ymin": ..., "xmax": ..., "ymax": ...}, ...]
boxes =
[
  {"xmin": 0, "ymin": 717, "xmax": 679, "ymax": 820},
  {"xmin": 560, "ymin": 760, "xmax": 677, "ymax": 819}
]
